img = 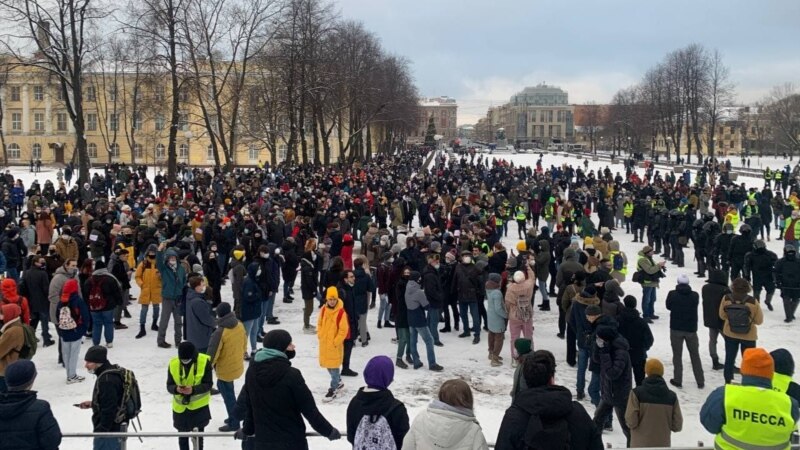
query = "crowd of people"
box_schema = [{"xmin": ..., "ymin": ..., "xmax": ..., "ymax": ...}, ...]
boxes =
[{"xmin": 0, "ymin": 146, "xmax": 799, "ymax": 449}]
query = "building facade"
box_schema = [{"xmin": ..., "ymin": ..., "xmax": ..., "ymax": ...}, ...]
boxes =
[
  {"xmin": 476, "ymin": 84, "xmax": 575, "ymax": 147},
  {"xmin": 408, "ymin": 96, "xmax": 458, "ymax": 144}
]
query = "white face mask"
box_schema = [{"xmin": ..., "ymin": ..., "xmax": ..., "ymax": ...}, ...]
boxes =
[
  {"xmin": 260, "ymin": 252, "xmax": 268, "ymax": 258},
  {"xmin": 462, "ymin": 256, "xmax": 472, "ymax": 264},
  {"xmin": 433, "ymin": 263, "xmax": 440, "ymax": 270}
]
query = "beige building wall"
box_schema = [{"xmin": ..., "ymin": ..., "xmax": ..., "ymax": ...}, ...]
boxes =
[{"xmin": 408, "ymin": 97, "xmax": 458, "ymax": 144}]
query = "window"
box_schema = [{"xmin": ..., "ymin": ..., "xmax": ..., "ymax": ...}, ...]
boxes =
[
  {"xmin": 155, "ymin": 114, "xmax": 165, "ymax": 131},
  {"xmin": 88, "ymin": 143, "xmax": 98, "ymax": 158},
  {"xmin": 134, "ymin": 144, "xmax": 143, "ymax": 160},
  {"xmin": 9, "ymin": 86, "xmax": 20, "ymax": 101},
  {"xmin": 154, "ymin": 86, "xmax": 165, "ymax": 101},
  {"xmin": 206, "ymin": 145, "xmax": 214, "ymax": 161},
  {"xmin": 248, "ymin": 144, "xmax": 259, "ymax": 161},
  {"xmin": 278, "ymin": 144, "xmax": 287, "ymax": 161},
  {"xmin": 730, "ymin": 140, "xmax": 735, "ymax": 148},
  {"xmin": 179, "ymin": 88, "xmax": 189, "ymax": 103},
  {"xmin": 86, "ymin": 85, "xmax": 96, "ymax": 102},
  {"xmin": 56, "ymin": 87, "xmax": 64, "ymax": 101},
  {"xmin": 134, "ymin": 87, "xmax": 142, "ymax": 102},
  {"xmin": 179, "ymin": 112, "xmax": 188, "ymax": 131},
  {"xmin": 109, "ymin": 86, "xmax": 117, "ymax": 101},
  {"xmin": 179, "ymin": 144, "xmax": 189, "ymax": 159},
  {"xmin": 57, "ymin": 113, "xmax": 68, "ymax": 131},
  {"xmin": 156, "ymin": 144, "xmax": 165, "ymax": 160},
  {"xmin": 87, "ymin": 113, "xmax": 97, "ymax": 131},
  {"xmin": 209, "ymin": 115, "xmax": 219, "ymax": 134},
  {"xmin": 132, "ymin": 113, "xmax": 142, "ymax": 131},
  {"xmin": 33, "ymin": 85, "xmax": 44, "ymax": 101},
  {"xmin": 8, "ymin": 143, "xmax": 20, "ymax": 160},
  {"xmin": 547, "ymin": 110, "xmax": 554, "ymax": 122},
  {"xmin": 110, "ymin": 114, "xmax": 119, "ymax": 132},
  {"xmin": 11, "ymin": 113, "xmax": 22, "ymax": 131},
  {"xmin": 34, "ymin": 112, "xmax": 45, "ymax": 131},
  {"xmin": 32, "ymin": 143, "xmax": 42, "ymax": 159},
  {"xmin": 110, "ymin": 143, "xmax": 120, "ymax": 159}
]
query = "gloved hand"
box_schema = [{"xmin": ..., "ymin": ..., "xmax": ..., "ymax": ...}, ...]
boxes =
[
  {"xmin": 233, "ymin": 429, "xmax": 247, "ymax": 440},
  {"xmin": 596, "ymin": 337, "xmax": 606, "ymax": 348},
  {"xmin": 328, "ymin": 428, "xmax": 342, "ymax": 441}
]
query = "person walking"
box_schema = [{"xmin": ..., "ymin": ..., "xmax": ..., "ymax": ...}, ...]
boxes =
[
  {"xmin": 0, "ymin": 360, "xmax": 62, "ymax": 450},
  {"xmin": 207, "ymin": 302, "xmax": 246, "ymax": 432},
  {"xmin": 775, "ymin": 244, "xmax": 800, "ymax": 323},
  {"xmin": 405, "ymin": 271, "xmax": 443, "ymax": 371},
  {"xmin": 702, "ymin": 269, "xmax": 730, "ymax": 371},
  {"xmin": 346, "ymin": 355, "xmax": 410, "ymax": 449},
  {"xmin": 237, "ymin": 329, "xmax": 341, "ymax": 448},
  {"xmin": 318, "ymin": 286, "xmax": 350, "ymax": 401},
  {"xmin": 486, "ymin": 273, "xmax": 508, "ymax": 367},
  {"xmin": 57, "ymin": 278, "xmax": 89, "ymax": 384},
  {"xmin": 665, "ymin": 274, "xmax": 705, "ymax": 389},
  {"xmin": 85, "ymin": 260, "xmax": 122, "ymax": 347},
  {"xmin": 79, "ymin": 346, "xmax": 125, "ymax": 450},
  {"xmin": 720, "ymin": 278, "xmax": 764, "ymax": 384},
  {"xmin": 167, "ymin": 341, "xmax": 212, "ymax": 450},
  {"xmin": 156, "ymin": 243, "xmax": 187, "ymax": 348},
  {"xmin": 701, "ymin": 348, "xmax": 799, "ymax": 449},
  {"xmin": 744, "ymin": 239, "xmax": 777, "ymax": 310},
  {"xmin": 495, "ymin": 350, "xmax": 603, "ymax": 450},
  {"xmin": 592, "ymin": 321, "xmax": 632, "ymax": 446},
  {"xmin": 625, "ymin": 358, "xmax": 683, "ymax": 448},
  {"xmin": 134, "ymin": 245, "xmax": 162, "ymax": 339},
  {"xmin": 299, "ymin": 239, "xmax": 321, "ymax": 334},
  {"xmin": 353, "ymin": 257, "xmax": 375, "ymax": 347},
  {"xmin": 403, "ymin": 379, "xmax": 489, "ymax": 450}
]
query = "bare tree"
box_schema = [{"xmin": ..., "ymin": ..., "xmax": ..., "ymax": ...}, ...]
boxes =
[
  {"xmin": 0, "ymin": 56, "xmax": 10, "ymax": 166},
  {"xmin": 704, "ymin": 49, "xmax": 734, "ymax": 160},
  {"xmin": 763, "ymin": 83, "xmax": 800, "ymax": 157},
  {"xmin": 0, "ymin": 0, "xmax": 108, "ymax": 182}
]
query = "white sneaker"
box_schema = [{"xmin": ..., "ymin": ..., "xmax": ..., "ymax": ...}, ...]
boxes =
[
  {"xmin": 67, "ymin": 376, "xmax": 85, "ymax": 384},
  {"xmin": 322, "ymin": 388, "xmax": 336, "ymax": 403},
  {"xmin": 105, "ymin": 343, "xmax": 113, "ymax": 348}
]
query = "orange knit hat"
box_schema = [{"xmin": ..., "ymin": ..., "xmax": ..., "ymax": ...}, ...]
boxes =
[{"xmin": 741, "ymin": 348, "xmax": 774, "ymax": 379}]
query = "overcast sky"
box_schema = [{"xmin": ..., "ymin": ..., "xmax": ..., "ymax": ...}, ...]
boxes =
[{"xmin": 337, "ymin": 0, "xmax": 800, "ymax": 125}]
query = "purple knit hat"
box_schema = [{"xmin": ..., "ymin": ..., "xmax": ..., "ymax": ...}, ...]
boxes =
[{"xmin": 363, "ymin": 355, "xmax": 394, "ymax": 390}]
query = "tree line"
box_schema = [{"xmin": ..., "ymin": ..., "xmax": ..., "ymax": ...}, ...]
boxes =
[{"xmin": 0, "ymin": 0, "xmax": 419, "ymax": 183}]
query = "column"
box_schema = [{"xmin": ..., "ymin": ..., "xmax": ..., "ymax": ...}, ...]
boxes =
[{"xmin": 21, "ymin": 85, "xmax": 30, "ymax": 133}]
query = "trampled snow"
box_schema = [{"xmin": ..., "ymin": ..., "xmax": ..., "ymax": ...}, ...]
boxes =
[{"xmin": 7, "ymin": 153, "xmax": 799, "ymax": 449}]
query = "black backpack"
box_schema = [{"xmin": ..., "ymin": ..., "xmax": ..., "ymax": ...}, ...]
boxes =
[
  {"xmin": 96, "ymin": 365, "xmax": 142, "ymax": 426},
  {"xmin": 724, "ymin": 295, "xmax": 754, "ymax": 335}
]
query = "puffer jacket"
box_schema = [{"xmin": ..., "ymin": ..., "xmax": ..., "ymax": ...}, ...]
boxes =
[
  {"xmin": 207, "ymin": 311, "xmax": 247, "ymax": 382},
  {"xmin": 569, "ymin": 293, "xmax": 600, "ymax": 350},
  {"xmin": 701, "ymin": 269, "xmax": 729, "ymax": 330},
  {"xmin": 485, "ymin": 280, "xmax": 507, "ymax": 333},
  {"xmin": 0, "ymin": 390, "xmax": 62, "ymax": 450},
  {"xmin": 744, "ymin": 247, "xmax": 777, "ymax": 286},
  {"xmin": 156, "ymin": 248, "xmax": 187, "ymax": 301},
  {"xmin": 504, "ymin": 266, "xmax": 535, "ymax": 322},
  {"xmin": 317, "ymin": 298, "xmax": 349, "ymax": 369},
  {"xmin": 625, "ymin": 375, "xmax": 683, "ymax": 448},
  {"xmin": 533, "ymin": 240, "xmax": 551, "ymax": 282},
  {"xmin": 135, "ymin": 257, "xmax": 162, "ymax": 305},
  {"xmin": 775, "ymin": 250, "xmax": 800, "ymax": 296},
  {"xmin": 53, "ymin": 235, "xmax": 79, "ymax": 261},
  {"xmin": 402, "ymin": 399, "xmax": 489, "ymax": 450},
  {"xmin": 593, "ymin": 326, "xmax": 632, "ymax": 405}
]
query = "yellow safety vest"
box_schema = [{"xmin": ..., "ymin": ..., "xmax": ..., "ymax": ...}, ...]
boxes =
[
  {"xmin": 609, "ymin": 250, "xmax": 627, "ymax": 275},
  {"xmin": 495, "ymin": 216, "xmax": 504, "ymax": 226},
  {"xmin": 776, "ymin": 172, "xmax": 783, "ymax": 181},
  {"xmin": 516, "ymin": 206, "xmax": 527, "ymax": 221},
  {"xmin": 765, "ymin": 170, "xmax": 773, "ymax": 180},
  {"xmin": 715, "ymin": 384, "xmax": 795, "ymax": 450},
  {"xmin": 726, "ymin": 212, "xmax": 740, "ymax": 228},
  {"xmin": 169, "ymin": 354, "xmax": 211, "ymax": 414},
  {"xmin": 623, "ymin": 203, "xmax": 633, "ymax": 218},
  {"xmin": 773, "ymin": 373, "xmax": 793, "ymax": 395},
  {"xmin": 744, "ymin": 205, "xmax": 759, "ymax": 218}
]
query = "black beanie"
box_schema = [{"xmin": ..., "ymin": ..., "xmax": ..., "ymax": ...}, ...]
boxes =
[
  {"xmin": 216, "ymin": 302, "xmax": 232, "ymax": 318},
  {"xmin": 178, "ymin": 341, "xmax": 196, "ymax": 360},
  {"xmin": 94, "ymin": 259, "xmax": 107, "ymax": 270},
  {"xmin": 84, "ymin": 345, "xmax": 108, "ymax": 364},
  {"xmin": 263, "ymin": 329, "xmax": 292, "ymax": 352},
  {"xmin": 771, "ymin": 348, "xmax": 795, "ymax": 376}
]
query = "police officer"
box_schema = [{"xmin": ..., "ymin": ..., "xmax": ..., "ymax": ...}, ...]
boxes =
[
  {"xmin": 714, "ymin": 223, "xmax": 735, "ymax": 274},
  {"xmin": 744, "ymin": 240, "xmax": 777, "ymax": 311},
  {"xmin": 693, "ymin": 219, "xmax": 708, "ymax": 278},
  {"xmin": 167, "ymin": 341, "xmax": 213, "ymax": 450},
  {"xmin": 729, "ymin": 224, "xmax": 753, "ymax": 279},
  {"xmin": 515, "ymin": 203, "xmax": 527, "ymax": 240},
  {"xmin": 700, "ymin": 348, "xmax": 798, "ymax": 450}
]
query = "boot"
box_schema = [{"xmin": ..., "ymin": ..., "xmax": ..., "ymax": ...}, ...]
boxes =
[
  {"xmin": 784, "ymin": 297, "xmax": 794, "ymax": 322},
  {"xmin": 151, "ymin": 322, "xmax": 159, "ymax": 331},
  {"xmin": 396, "ymin": 358, "xmax": 408, "ymax": 369},
  {"xmin": 135, "ymin": 325, "xmax": 146, "ymax": 339},
  {"xmin": 712, "ymin": 359, "xmax": 724, "ymax": 371},
  {"xmin": 123, "ymin": 307, "xmax": 132, "ymax": 319},
  {"xmin": 490, "ymin": 355, "xmax": 502, "ymax": 367},
  {"xmin": 765, "ymin": 292, "xmax": 774, "ymax": 311}
]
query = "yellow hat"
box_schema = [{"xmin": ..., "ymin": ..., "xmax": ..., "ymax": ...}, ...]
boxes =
[
  {"xmin": 645, "ymin": 358, "xmax": 664, "ymax": 377},
  {"xmin": 326, "ymin": 286, "xmax": 339, "ymax": 300},
  {"xmin": 233, "ymin": 250, "xmax": 245, "ymax": 260},
  {"xmin": 516, "ymin": 241, "xmax": 527, "ymax": 252}
]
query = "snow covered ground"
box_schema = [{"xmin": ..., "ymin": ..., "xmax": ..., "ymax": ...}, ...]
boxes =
[{"xmin": 7, "ymin": 154, "xmax": 799, "ymax": 449}]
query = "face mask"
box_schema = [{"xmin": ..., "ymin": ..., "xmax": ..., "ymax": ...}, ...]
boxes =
[
  {"xmin": 462, "ymin": 256, "xmax": 472, "ymax": 264},
  {"xmin": 180, "ymin": 359, "xmax": 192, "ymax": 365},
  {"xmin": 274, "ymin": 248, "xmax": 281, "ymax": 255},
  {"xmin": 69, "ymin": 267, "xmax": 78, "ymax": 276},
  {"xmin": 87, "ymin": 367, "xmax": 96, "ymax": 374},
  {"xmin": 285, "ymin": 350, "xmax": 296, "ymax": 360},
  {"xmin": 168, "ymin": 261, "xmax": 178, "ymax": 269},
  {"xmin": 726, "ymin": 230, "xmax": 733, "ymax": 235},
  {"xmin": 433, "ymin": 263, "xmax": 440, "ymax": 270},
  {"xmin": 260, "ymin": 253, "xmax": 268, "ymax": 258}
]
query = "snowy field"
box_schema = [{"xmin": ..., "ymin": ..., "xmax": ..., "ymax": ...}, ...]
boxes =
[{"xmin": 6, "ymin": 154, "xmax": 799, "ymax": 449}]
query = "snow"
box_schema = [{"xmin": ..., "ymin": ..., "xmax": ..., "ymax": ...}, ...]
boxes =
[{"xmin": 8, "ymin": 153, "xmax": 800, "ymax": 449}]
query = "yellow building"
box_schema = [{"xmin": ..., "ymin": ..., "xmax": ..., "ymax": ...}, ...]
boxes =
[{"xmin": 0, "ymin": 65, "xmax": 355, "ymax": 166}]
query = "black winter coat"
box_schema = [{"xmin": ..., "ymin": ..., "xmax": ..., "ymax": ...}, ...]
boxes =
[
  {"xmin": 451, "ymin": 262, "xmax": 480, "ymax": 303},
  {"xmin": 775, "ymin": 252, "xmax": 800, "ymax": 296},
  {"xmin": 91, "ymin": 363, "xmax": 125, "ymax": 432},
  {"xmin": 337, "ymin": 282, "xmax": 359, "ymax": 340},
  {"xmin": 422, "ymin": 264, "xmax": 444, "ymax": 309},
  {"xmin": 346, "ymin": 388, "xmax": 409, "ymax": 449},
  {"xmin": 0, "ymin": 390, "xmax": 61, "ymax": 450},
  {"xmin": 593, "ymin": 329, "xmax": 632, "ymax": 405},
  {"xmin": 238, "ymin": 354, "xmax": 334, "ymax": 449},
  {"xmin": 617, "ymin": 306, "xmax": 654, "ymax": 362},
  {"xmin": 701, "ymin": 270, "xmax": 729, "ymax": 329},
  {"xmin": 299, "ymin": 253, "xmax": 321, "ymax": 299},
  {"xmin": 495, "ymin": 385, "xmax": 603, "ymax": 450},
  {"xmin": 728, "ymin": 232, "xmax": 753, "ymax": 264},
  {"xmin": 353, "ymin": 267, "xmax": 374, "ymax": 315},
  {"xmin": 744, "ymin": 247, "xmax": 777, "ymax": 286},
  {"xmin": 666, "ymin": 284, "xmax": 700, "ymax": 333},
  {"xmin": 20, "ymin": 266, "xmax": 50, "ymax": 314}
]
